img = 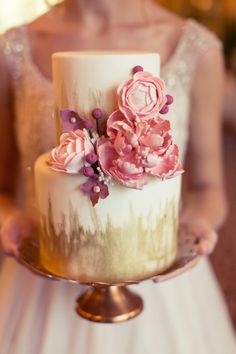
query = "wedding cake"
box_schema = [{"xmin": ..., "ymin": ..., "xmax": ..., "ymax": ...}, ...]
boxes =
[{"xmin": 34, "ymin": 52, "xmax": 183, "ymax": 283}]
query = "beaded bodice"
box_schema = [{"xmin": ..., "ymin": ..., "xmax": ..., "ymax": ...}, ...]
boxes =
[{"xmin": 1, "ymin": 19, "xmax": 221, "ymax": 214}]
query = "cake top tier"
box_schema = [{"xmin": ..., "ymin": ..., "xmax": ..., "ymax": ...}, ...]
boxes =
[
  {"xmin": 49, "ymin": 51, "xmax": 183, "ymax": 205},
  {"xmin": 53, "ymin": 52, "xmax": 160, "ymax": 135}
]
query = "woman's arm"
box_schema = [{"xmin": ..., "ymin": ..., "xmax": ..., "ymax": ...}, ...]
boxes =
[
  {"xmin": 181, "ymin": 45, "xmax": 227, "ymax": 254},
  {"xmin": 0, "ymin": 43, "xmax": 19, "ymax": 222},
  {"xmin": 0, "ymin": 44, "xmax": 36, "ymax": 256}
]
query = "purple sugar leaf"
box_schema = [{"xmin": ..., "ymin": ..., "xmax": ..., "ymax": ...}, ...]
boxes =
[
  {"xmin": 80, "ymin": 176, "xmax": 109, "ymax": 206},
  {"xmin": 90, "ymin": 194, "xmax": 99, "ymax": 206},
  {"xmin": 99, "ymin": 183, "xmax": 109, "ymax": 199},
  {"xmin": 59, "ymin": 109, "xmax": 84, "ymax": 132}
]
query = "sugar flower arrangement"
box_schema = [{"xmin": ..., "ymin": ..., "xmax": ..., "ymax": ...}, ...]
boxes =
[{"xmin": 49, "ymin": 66, "xmax": 183, "ymax": 206}]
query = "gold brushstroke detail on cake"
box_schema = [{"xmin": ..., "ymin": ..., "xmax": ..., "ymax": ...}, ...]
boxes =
[{"xmin": 39, "ymin": 197, "xmax": 178, "ymax": 283}]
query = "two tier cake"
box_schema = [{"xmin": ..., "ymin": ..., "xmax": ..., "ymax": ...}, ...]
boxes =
[{"xmin": 34, "ymin": 52, "xmax": 183, "ymax": 283}]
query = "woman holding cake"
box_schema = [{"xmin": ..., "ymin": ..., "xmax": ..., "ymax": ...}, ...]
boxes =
[{"xmin": 0, "ymin": 0, "xmax": 235, "ymax": 353}]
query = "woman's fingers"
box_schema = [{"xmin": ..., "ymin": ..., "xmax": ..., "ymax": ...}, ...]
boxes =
[
  {"xmin": 197, "ymin": 227, "xmax": 218, "ymax": 256},
  {"xmin": 0, "ymin": 211, "xmax": 37, "ymax": 257},
  {"xmin": 179, "ymin": 218, "xmax": 218, "ymax": 256}
]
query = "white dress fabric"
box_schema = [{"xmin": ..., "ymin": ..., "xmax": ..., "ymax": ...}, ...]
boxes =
[{"xmin": 0, "ymin": 19, "xmax": 235, "ymax": 354}]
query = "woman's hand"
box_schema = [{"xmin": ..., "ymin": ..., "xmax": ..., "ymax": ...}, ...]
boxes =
[
  {"xmin": 179, "ymin": 216, "xmax": 218, "ymax": 256},
  {"xmin": 0, "ymin": 211, "xmax": 37, "ymax": 257}
]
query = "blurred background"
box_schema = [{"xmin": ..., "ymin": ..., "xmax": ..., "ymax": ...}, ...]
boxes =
[{"xmin": 0, "ymin": 0, "xmax": 236, "ymax": 327}]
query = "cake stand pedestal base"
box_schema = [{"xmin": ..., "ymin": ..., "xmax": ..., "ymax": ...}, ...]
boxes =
[
  {"xmin": 17, "ymin": 230, "xmax": 199, "ymax": 323},
  {"xmin": 76, "ymin": 285, "xmax": 143, "ymax": 323}
]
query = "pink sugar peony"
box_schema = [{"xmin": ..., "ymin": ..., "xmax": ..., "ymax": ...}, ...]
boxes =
[
  {"xmin": 50, "ymin": 129, "xmax": 94, "ymax": 174},
  {"xmin": 137, "ymin": 118, "xmax": 173, "ymax": 166},
  {"xmin": 101, "ymin": 111, "xmax": 183, "ymax": 183},
  {"xmin": 118, "ymin": 71, "xmax": 167, "ymax": 121},
  {"xmin": 145, "ymin": 144, "xmax": 184, "ymax": 178},
  {"xmin": 106, "ymin": 110, "xmax": 134, "ymax": 139},
  {"xmin": 107, "ymin": 111, "xmax": 173, "ymax": 159},
  {"xmin": 97, "ymin": 137, "xmax": 147, "ymax": 189}
]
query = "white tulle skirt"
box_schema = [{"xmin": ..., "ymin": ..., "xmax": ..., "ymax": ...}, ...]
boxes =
[{"xmin": 0, "ymin": 256, "xmax": 235, "ymax": 354}]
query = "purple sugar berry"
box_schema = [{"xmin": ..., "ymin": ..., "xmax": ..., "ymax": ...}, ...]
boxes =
[
  {"xmin": 83, "ymin": 119, "xmax": 93, "ymax": 130},
  {"xmin": 83, "ymin": 166, "xmax": 95, "ymax": 177},
  {"xmin": 160, "ymin": 105, "xmax": 169, "ymax": 115},
  {"xmin": 86, "ymin": 152, "xmax": 98, "ymax": 164},
  {"xmin": 92, "ymin": 108, "xmax": 103, "ymax": 120},
  {"xmin": 166, "ymin": 94, "xmax": 174, "ymax": 105},
  {"xmin": 132, "ymin": 65, "xmax": 144, "ymax": 74}
]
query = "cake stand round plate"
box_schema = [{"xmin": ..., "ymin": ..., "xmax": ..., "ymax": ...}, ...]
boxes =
[{"xmin": 17, "ymin": 229, "xmax": 200, "ymax": 323}]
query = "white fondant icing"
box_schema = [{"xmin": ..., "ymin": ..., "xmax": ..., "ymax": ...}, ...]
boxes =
[{"xmin": 53, "ymin": 52, "xmax": 160, "ymax": 121}]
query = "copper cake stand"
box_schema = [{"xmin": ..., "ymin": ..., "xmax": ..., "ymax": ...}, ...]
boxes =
[{"xmin": 17, "ymin": 230, "xmax": 200, "ymax": 323}]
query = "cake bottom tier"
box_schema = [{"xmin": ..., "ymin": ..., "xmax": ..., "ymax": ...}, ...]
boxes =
[
  {"xmin": 40, "ymin": 226, "xmax": 177, "ymax": 283},
  {"xmin": 35, "ymin": 153, "xmax": 181, "ymax": 283}
]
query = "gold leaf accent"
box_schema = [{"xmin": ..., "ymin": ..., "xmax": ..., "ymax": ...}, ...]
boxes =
[{"xmin": 39, "ymin": 196, "xmax": 178, "ymax": 283}]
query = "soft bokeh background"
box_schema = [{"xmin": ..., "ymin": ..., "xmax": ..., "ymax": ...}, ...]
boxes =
[
  {"xmin": 0, "ymin": 0, "xmax": 236, "ymax": 327},
  {"xmin": 0, "ymin": 0, "xmax": 59, "ymax": 33}
]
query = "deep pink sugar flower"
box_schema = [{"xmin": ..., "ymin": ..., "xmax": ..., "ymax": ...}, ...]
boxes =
[
  {"xmin": 97, "ymin": 137, "xmax": 147, "ymax": 189},
  {"xmin": 49, "ymin": 129, "xmax": 94, "ymax": 174},
  {"xmin": 117, "ymin": 71, "xmax": 167, "ymax": 121},
  {"xmin": 80, "ymin": 176, "xmax": 109, "ymax": 206}
]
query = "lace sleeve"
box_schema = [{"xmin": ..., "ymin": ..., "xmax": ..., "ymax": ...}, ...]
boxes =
[
  {"xmin": 186, "ymin": 20, "xmax": 222, "ymax": 61},
  {"xmin": 0, "ymin": 27, "xmax": 25, "ymax": 81},
  {"xmin": 162, "ymin": 19, "xmax": 223, "ymax": 92}
]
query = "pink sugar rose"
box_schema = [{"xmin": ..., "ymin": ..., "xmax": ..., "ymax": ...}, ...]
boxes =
[
  {"xmin": 118, "ymin": 71, "xmax": 167, "ymax": 121},
  {"xmin": 97, "ymin": 137, "xmax": 147, "ymax": 189},
  {"xmin": 50, "ymin": 129, "xmax": 94, "ymax": 174}
]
